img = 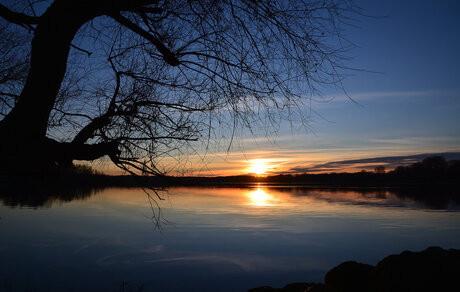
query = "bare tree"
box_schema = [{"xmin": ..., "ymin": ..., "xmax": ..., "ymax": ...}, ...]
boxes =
[{"xmin": 0, "ymin": 0, "xmax": 358, "ymax": 176}]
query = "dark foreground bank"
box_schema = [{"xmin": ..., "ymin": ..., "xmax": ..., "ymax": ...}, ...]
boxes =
[{"xmin": 248, "ymin": 247, "xmax": 460, "ymax": 292}]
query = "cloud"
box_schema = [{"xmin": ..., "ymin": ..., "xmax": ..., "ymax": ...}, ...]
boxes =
[
  {"xmin": 369, "ymin": 136, "xmax": 460, "ymax": 146},
  {"xmin": 288, "ymin": 152, "xmax": 460, "ymax": 173},
  {"xmin": 307, "ymin": 89, "xmax": 460, "ymax": 110},
  {"xmin": 322, "ymin": 89, "xmax": 455, "ymax": 102}
]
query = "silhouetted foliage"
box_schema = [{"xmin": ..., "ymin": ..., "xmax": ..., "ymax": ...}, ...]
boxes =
[
  {"xmin": 248, "ymin": 282, "xmax": 320, "ymax": 292},
  {"xmin": 171, "ymin": 155, "xmax": 459, "ymax": 186},
  {"xmin": 3, "ymin": 155, "xmax": 457, "ymax": 208},
  {"xmin": 325, "ymin": 261, "xmax": 374, "ymax": 292},
  {"xmin": 372, "ymin": 247, "xmax": 460, "ymax": 292},
  {"xmin": 392, "ymin": 156, "xmax": 454, "ymax": 179},
  {"xmin": 248, "ymin": 247, "xmax": 460, "ymax": 292},
  {"xmin": 0, "ymin": 0, "xmax": 359, "ymax": 177}
]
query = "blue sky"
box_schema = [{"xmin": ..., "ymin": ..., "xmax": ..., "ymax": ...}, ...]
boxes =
[
  {"xmin": 176, "ymin": 0, "xmax": 460, "ymax": 176},
  {"xmin": 1, "ymin": 1, "xmax": 458, "ymax": 175}
]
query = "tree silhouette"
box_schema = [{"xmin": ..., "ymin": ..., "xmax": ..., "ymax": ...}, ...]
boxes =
[{"xmin": 0, "ymin": 0, "xmax": 357, "ymax": 176}]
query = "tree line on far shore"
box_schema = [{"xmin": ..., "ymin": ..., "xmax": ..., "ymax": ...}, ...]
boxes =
[
  {"xmin": 2, "ymin": 156, "xmax": 459, "ymax": 187},
  {"xmin": 254, "ymin": 156, "xmax": 460, "ymax": 186},
  {"xmin": 2, "ymin": 156, "xmax": 458, "ymax": 208}
]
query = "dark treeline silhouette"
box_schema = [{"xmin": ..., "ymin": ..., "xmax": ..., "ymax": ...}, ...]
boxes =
[
  {"xmin": 2, "ymin": 156, "xmax": 459, "ymax": 189},
  {"xmin": 391, "ymin": 156, "xmax": 460, "ymax": 182},
  {"xmin": 1, "ymin": 156, "xmax": 459, "ymax": 208},
  {"xmin": 162, "ymin": 156, "xmax": 460, "ymax": 187}
]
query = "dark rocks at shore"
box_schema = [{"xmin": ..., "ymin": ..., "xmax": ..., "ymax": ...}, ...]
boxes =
[
  {"xmin": 247, "ymin": 246, "xmax": 460, "ymax": 292},
  {"xmin": 247, "ymin": 282, "xmax": 325, "ymax": 292},
  {"xmin": 372, "ymin": 246, "xmax": 460, "ymax": 292},
  {"xmin": 324, "ymin": 261, "xmax": 374, "ymax": 292}
]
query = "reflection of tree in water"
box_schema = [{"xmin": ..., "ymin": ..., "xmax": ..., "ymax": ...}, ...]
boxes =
[
  {"xmin": 357, "ymin": 187, "xmax": 460, "ymax": 210},
  {"xmin": 0, "ymin": 181, "xmax": 101, "ymax": 208},
  {"xmin": 390, "ymin": 187, "xmax": 460, "ymax": 210},
  {"xmin": 271, "ymin": 186, "xmax": 460, "ymax": 210}
]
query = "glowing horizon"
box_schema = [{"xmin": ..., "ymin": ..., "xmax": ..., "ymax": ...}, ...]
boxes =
[{"xmin": 92, "ymin": 148, "xmax": 460, "ymax": 177}]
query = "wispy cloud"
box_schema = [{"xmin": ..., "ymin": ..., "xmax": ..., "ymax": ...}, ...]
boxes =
[
  {"xmin": 369, "ymin": 136, "xmax": 460, "ymax": 146},
  {"xmin": 288, "ymin": 152, "xmax": 460, "ymax": 173},
  {"xmin": 317, "ymin": 89, "xmax": 457, "ymax": 102},
  {"xmin": 307, "ymin": 89, "xmax": 460, "ymax": 110}
]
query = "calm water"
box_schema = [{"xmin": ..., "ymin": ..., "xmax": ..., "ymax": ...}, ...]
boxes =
[{"xmin": 1, "ymin": 185, "xmax": 459, "ymax": 291}]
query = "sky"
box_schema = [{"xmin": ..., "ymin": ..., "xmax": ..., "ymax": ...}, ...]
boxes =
[
  {"xmin": 159, "ymin": 0, "xmax": 460, "ymax": 176},
  {"xmin": 96, "ymin": 0, "xmax": 460, "ymax": 176},
  {"xmin": 1, "ymin": 1, "xmax": 459, "ymax": 176}
]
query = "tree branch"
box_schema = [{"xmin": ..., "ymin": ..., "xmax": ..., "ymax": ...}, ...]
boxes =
[
  {"xmin": 0, "ymin": 3, "xmax": 39, "ymax": 29},
  {"xmin": 109, "ymin": 12, "xmax": 180, "ymax": 66},
  {"xmin": 45, "ymin": 138, "xmax": 120, "ymax": 164},
  {"xmin": 72, "ymin": 115, "xmax": 112, "ymax": 144},
  {"xmin": 72, "ymin": 64, "xmax": 120, "ymax": 145},
  {"xmin": 70, "ymin": 43, "xmax": 92, "ymax": 56},
  {"xmin": 129, "ymin": 6, "xmax": 163, "ymax": 15}
]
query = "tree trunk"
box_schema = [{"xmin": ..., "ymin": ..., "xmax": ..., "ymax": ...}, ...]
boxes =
[
  {"xmin": 0, "ymin": 0, "xmax": 157, "ymax": 175},
  {"xmin": 0, "ymin": 1, "xmax": 109, "ymax": 175},
  {"xmin": 7, "ymin": 0, "xmax": 119, "ymax": 133}
]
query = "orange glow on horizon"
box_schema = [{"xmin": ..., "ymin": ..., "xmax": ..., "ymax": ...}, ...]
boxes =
[{"xmin": 87, "ymin": 149, "xmax": 426, "ymax": 177}]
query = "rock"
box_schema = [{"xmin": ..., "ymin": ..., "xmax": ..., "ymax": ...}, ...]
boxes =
[
  {"xmin": 372, "ymin": 246, "xmax": 460, "ymax": 292},
  {"xmin": 248, "ymin": 247, "xmax": 460, "ymax": 292},
  {"xmin": 306, "ymin": 283, "xmax": 327, "ymax": 292},
  {"xmin": 324, "ymin": 261, "xmax": 374, "ymax": 292},
  {"xmin": 247, "ymin": 286, "xmax": 279, "ymax": 292},
  {"xmin": 247, "ymin": 283, "xmax": 317, "ymax": 292},
  {"xmin": 283, "ymin": 282, "xmax": 315, "ymax": 291}
]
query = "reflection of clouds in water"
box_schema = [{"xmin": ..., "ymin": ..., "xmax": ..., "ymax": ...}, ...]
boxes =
[
  {"xmin": 74, "ymin": 243, "xmax": 94, "ymax": 253},
  {"xmin": 307, "ymin": 191, "xmax": 401, "ymax": 207},
  {"xmin": 95, "ymin": 251, "xmax": 254, "ymax": 271},
  {"xmin": 96, "ymin": 248, "xmax": 329, "ymax": 273}
]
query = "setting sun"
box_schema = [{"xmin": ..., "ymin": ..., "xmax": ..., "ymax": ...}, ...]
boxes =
[{"xmin": 248, "ymin": 159, "xmax": 270, "ymax": 175}]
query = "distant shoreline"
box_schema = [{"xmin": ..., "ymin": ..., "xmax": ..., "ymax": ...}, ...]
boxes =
[
  {"xmin": 2, "ymin": 171, "xmax": 459, "ymax": 211},
  {"xmin": 2, "ymin": 171, "xmax": 460, "ymax": 188},
  {"xmin": 248, "ymin": 246, "xmax": 460, "ymax": 292},
  {"xmin": 1, "ymin": 155, "xmax": 458, "ymax": 190},
  {"xmin": 2, "ymin": 173, "xmax": 459, "ymax": 189}
]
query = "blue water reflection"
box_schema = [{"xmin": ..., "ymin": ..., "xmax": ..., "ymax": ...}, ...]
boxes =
[{"xmin": 1, "ymin": 186, "xmax": 459, "ymax": 291}]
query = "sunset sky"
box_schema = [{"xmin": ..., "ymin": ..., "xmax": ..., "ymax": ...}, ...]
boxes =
[{"xmin": 99, "ymin": 0, "xmax": 460, "ymax": 176}]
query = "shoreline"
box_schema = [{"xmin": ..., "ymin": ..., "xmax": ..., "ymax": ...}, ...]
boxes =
[{"xmin": 247, "ymin": 246, "xmax": 460, "ymax": 292}]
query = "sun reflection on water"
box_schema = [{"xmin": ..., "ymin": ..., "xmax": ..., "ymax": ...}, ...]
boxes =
[{"xmin": 247, "ymin": 188, "xmax": 277, "ymax": 207}]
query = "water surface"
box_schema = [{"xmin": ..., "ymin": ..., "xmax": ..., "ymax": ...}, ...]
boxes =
[{"xmin": 1, "ymin": 185, "xmax": 459, "ymax": 291}]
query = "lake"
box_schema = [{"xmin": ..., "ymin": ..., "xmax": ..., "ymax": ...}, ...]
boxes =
[{"xmin": 1, "ymin": 185, "xmax": 459, "ymax": 291}]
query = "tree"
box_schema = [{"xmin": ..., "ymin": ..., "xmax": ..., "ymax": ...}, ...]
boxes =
[
  {"xmin": 374, "ymin": 166, "xmax": 385, "ymax": 174},
  {"xmin": 0, "ymin": 0, "xmax": 358, "ymax": 176}
]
